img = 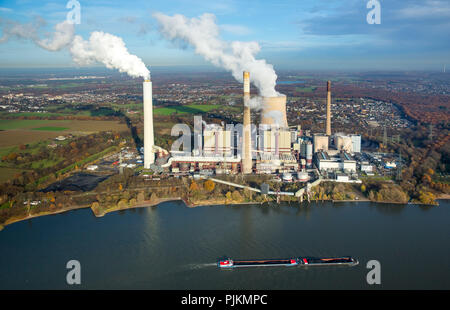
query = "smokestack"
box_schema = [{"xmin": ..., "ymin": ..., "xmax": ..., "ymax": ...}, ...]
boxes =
[
  {"xmin": 242, "ymin": 71, "xmax": 252, "ymax": 174},
  {"xmin": 326, "ymin": 80, "xmax": 331, "ymax": 136},
  {"xmin": 143, "ymin": 79, "xmax": 155, "ymax": 168}
]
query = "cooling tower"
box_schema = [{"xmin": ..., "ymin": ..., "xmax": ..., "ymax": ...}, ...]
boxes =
[
  {"xmin": 260, "ymin": 95, "xmax": 288, "ymax": 128},
  {"xmin": 242, "ymin": 71, "xmax": 252, "ymax": 174},
  {"xmin": 326, "ymin": 81, "xmax": 331, "ymax": 136},
  {"xmin": 143, "ymin": 80, "xmax": 154, "ymax": 168}
]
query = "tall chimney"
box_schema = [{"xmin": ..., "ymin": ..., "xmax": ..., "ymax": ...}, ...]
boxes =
[
  {"xmin": 143, "ymin": 79, "xmax": 154, "ymax": 168},
  {"xmin": 326, "ymin": 80, "xmax": 331, "ymax": 136},
  {"xmin": 242, "ymin": 71, "xmax": 252, "ymax": 174}
]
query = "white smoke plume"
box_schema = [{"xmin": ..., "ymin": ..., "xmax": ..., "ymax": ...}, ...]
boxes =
[
  {"xmin": 246, "ymin": 97, "xmax": 263, "ymax": 110},
  {"xmin": 153, "ymin": 12, "xmax": 280, "ymax": 98},
  {"xmin": 36, "ymin": 21, "xmax": 75, "ymax": 51},
  {"xmin": 0, "ymin": 18, "xmax": 150, "ymax": 80},
  {"xmin": 70, "ymin": 32, "xmax": 150, "ymax": 79},
  {"xmin": 0, "ymin": 18, "xmax": 73, "ymax": 51}
]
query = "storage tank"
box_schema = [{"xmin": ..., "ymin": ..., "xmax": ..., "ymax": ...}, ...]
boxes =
[
  {"xmin": 297, "ymin": 170, "xmax": 310, "ymax": 182},
  {"xmin": 282, "ymin": 172, "xmax": 293, "ymax": 182}
]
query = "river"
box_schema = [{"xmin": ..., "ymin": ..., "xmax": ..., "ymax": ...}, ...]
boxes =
[{"xmin": 0, "ymin": 200, "xmax": 449, "ymax": 289}]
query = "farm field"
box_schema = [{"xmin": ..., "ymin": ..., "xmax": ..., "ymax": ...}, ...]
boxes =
[
  {"xmin": 153, "ymin": 104, "xmax": 221, "ymax": 116},
  {"xmin": 0, "ymin": 119, "xmax": 128, "ymax": 148},
  {"xmin": 0, "ymin": 167, "xmax": 27, "ymax": 183},
  {"xmin": 0, "ymin": 119, "xmax": 58, "ymax": 130},
  {"xmin": 32, "ymin": 126, "xmax": 69, "ymax": 131}
]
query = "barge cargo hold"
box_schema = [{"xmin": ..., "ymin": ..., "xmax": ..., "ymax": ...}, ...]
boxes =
[
  {"xmin": 218, "ymin": 258, "xmax": 298, "ymax": 268},
  {"xmin": 300, "ymin": 256, "xmax": 358, "ymax": 267},
  {"xmin": 218, "ymin": 256, "xmax": 358, "ymax": 268}
]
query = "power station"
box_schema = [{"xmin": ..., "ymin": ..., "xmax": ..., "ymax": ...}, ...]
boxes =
[{"xmin": 143, "ymin": 75, "xmax": 361, "ymax": 180}]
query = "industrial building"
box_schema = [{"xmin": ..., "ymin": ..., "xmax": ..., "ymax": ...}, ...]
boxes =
[
  {"xmin": 255, "ymin": 153, "xmax": 298, "ymax": 174},
  {"xmin": 315, "ymin": 151, "xmax": 357, "ymax": 173},
  {"xmin": 258, "ymin": 127, "xmax": 291, "ymax": 155},
  {"xmin": 203, "ymin": 124, "xmax": 232, "ymax": 157},
  {"xmin": 351, "ymin": 134, "xmax": 361, "ymax": 153},
  {"xmin": 313, "ymin": 134, "xmax": 329, "ymax": 153},
  {"xmin": 335, "ymin": 134, "xmax": 353, "ymax": 153}
]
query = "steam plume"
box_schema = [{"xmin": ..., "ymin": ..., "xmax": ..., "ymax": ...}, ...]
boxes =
[
  {"xmin": 70, "ymin": 32, "xmax": 150, "ymax": 79},
  {"xmin": 0, "ymin": 18, "xmax": 149, "ymax": 79},
  {"xmin": 153, "ymin": 12, "xmax": 279, "ymax": 97},
  {"xmin": 36, "ymin": 21, "xmax": 75, "ymax": 51}
]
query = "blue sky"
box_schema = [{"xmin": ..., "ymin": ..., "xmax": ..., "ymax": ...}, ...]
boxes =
[{"xmin": 0, "ymin": 0, "xmax": 449, "ymax": 70}]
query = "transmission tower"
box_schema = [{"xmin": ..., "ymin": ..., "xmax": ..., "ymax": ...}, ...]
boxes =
[{"xmin": 383, "ymin": 125, "xmax": 387, "ymax": 148}]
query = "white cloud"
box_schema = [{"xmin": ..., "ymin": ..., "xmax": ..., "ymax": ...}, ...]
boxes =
[{"xmin": 397, "ymin": 0, "xmax": 450, "ymax": 18}]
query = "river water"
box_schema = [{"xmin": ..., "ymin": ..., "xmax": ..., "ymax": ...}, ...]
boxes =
[{"xmin": 0, "ymin": 200, "xmax": 449, "ymax": 289}]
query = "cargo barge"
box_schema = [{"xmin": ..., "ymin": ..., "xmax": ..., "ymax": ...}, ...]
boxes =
[{"xmin": 218, "ymin": 256, "xmax": 358, "ymax": 268}]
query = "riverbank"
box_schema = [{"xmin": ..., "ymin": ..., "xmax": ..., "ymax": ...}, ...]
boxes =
[
  {"xmin": 0, "ymin": 203, "xmax": 90, "ymax": 231},
  {"xmin": 90, "ymin": 197, "xmax": 185, "ymax": 217},
  {"xmin": 1, "ymin": 194, "xmax": 447, "ymax": 231}
]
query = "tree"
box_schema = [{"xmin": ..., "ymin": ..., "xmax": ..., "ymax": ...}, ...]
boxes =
[
  {"xmin": 203, "ymin": 180, "xmax": 215, "ymax": 192},
  {"xmin": 418, "ymin": 191, "xmax": 436, "ymax": 205},
  {"xmin": 150, "ymin": 192, "xmax": 158, "ymax": 202},
  {"xmin": 361, "ymin": 184, "xmax": 366, "ymax": 193},
  {"xmin": 117, "ymin": 199, "xmax": 128, "ymax": 209},
  {"xmin": 231, "ymin": 190, "xmax": 242, "ymax": 201},
  {"xmin": 137, "ymin": 191, "xmax": 145, "ymax": 203},
  {"xmin": 225, "ymin": 191, "xmax": 232, "ymax": 201},
  {"xmin": 189, "ymin": 181, "xmax": 199, "ymax": 192}
]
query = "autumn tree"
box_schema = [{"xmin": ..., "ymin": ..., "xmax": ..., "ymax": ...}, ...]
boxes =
[
  {"xmin": 189, "ymin": 181, "xmax": 199, "ymax": 192},
  {"xmin": 203, "ymin": 180, "xmax": 215, "ymax": 192}
]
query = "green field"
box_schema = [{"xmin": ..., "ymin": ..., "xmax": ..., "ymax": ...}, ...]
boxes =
[
  {"xmin": 32, "ymin": 126, "xmax": 69, "ymax": 131},
  {"xmin": 154, "ymin": 104, "xmax": 221, "ymax": 116},
  {"xmin": 295, "ymin": 86, "xmax": 317, "ymax": 93},
  {"xmin": 0, "ymin": 119, "xmax": 56, "ymax": 130}
]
